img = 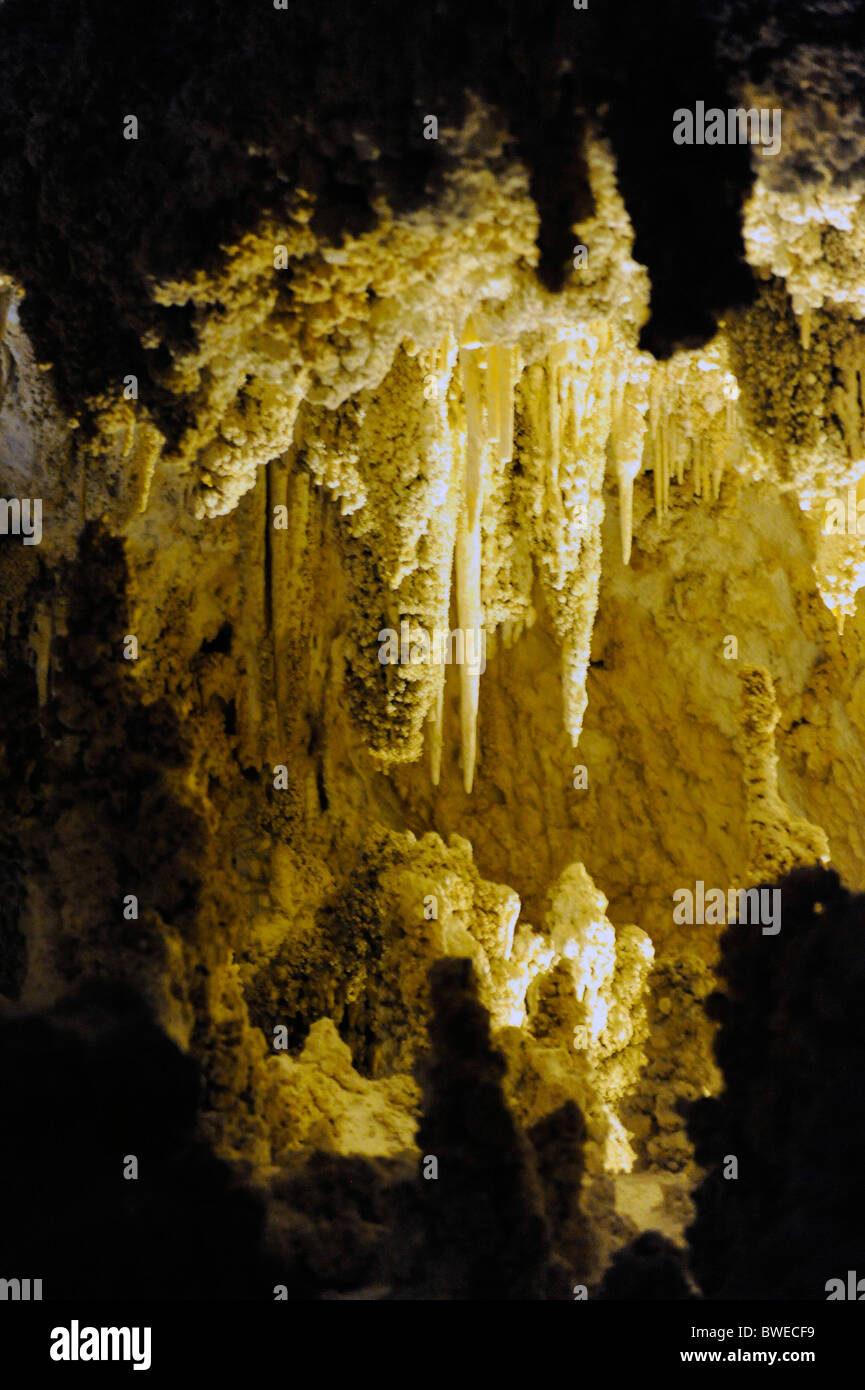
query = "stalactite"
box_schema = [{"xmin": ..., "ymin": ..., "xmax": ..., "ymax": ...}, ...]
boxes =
[
  {"xmin": 548, "ymin": 342, "xmax": 562, "ymax": 504},
  {"xmin": 719, "ymin": 395, "xmax": 736, "ymax": 495},
  {"xmin": 520, "ymin": 328, "xmax": 612, "ymax": 749},
  {"xmin": 265, "ymin": 457, "xmax": 274, "ymax": 645},
  {"xmin": 421, "ymin": 333, "xmax": 459, "ymax": 788},
  {"xmin": 662, "ymin": 413, "xmax": 670, "ymax": 517},
  {"xmin": 692, "ymin": 435, "xmax": 703, "ymax": 500},
  {"xmin": 648, "ymin": 370, "xmax": 663, "ymax": 521},
  {"xmin": 562, "ymin": 333, "xmax": 611, "ymax": 745},
  {"xmin": 428, "ymin": 677, "xmax": 445, "ymax": 786},
  {"xmin": 487, "ymin": 343, "xmax": 516, "ymax": 465},
  {"xmin": 614, "ymin": 378, "xmax": 635, "ymax": 563},
  {"xmin": 618, "ymin": 467, "xmax": 635, "ymax": 564},
  {"xmin": 457, "ymin": 335, "xmax": 487, "ymax": 793},
  {"xmin": 271, "ymin": 458, "xmax": 307, "ymax": 742},
  {"xmin": 486, "ymin": 343, "xmax": 502, "ymax": 461},
  {"xmin": 614, "ymin": 364, "xmax": 649, "ymax": 564}
]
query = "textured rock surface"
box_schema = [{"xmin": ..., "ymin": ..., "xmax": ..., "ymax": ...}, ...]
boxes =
[{"xmin": 3, "ymin": 0, "xmax": 865, "ymax": 1299}]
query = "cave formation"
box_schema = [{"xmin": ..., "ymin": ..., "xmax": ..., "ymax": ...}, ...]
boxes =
[{"xmin": 2, "ymin": 0, "xmax": 865, "ymax": 1302}]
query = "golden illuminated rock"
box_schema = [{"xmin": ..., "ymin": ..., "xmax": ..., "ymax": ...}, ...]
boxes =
[{"xmin": 3, "ymin": 94, "xmax": 863, "ymax": 1272}]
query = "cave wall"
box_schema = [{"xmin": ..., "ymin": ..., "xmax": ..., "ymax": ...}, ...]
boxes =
[{"xmin": 3, "ymin": 0, "xmax": 865, "ymax": 1293}]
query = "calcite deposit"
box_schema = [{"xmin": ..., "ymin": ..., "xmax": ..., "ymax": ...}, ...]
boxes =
[{"xmin": 2, "ymin": 0, "xmax": 865, "ymax": 1301}]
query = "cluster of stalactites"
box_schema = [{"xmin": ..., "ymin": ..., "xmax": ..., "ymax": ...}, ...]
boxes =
[
  {"xmin": 423, "ymin": 327, "xmax": 749, "ymax": 793},
  {"xmin": 643, "ymin": 348, "xmax": 742, "ymax": 524},
  {"xmin": 406, "ymin": 306, "xmax": 865, "ymax": 785},
  {"xmin": 446, "ymin": 321, "xmax": 624, "ymax": 790}
]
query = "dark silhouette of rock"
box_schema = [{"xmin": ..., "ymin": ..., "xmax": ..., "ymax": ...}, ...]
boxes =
[
  {"xmin": 0, "ymin": 980, "xmax": 281, "ymax": 1299},
  {"xmin": 599, "ymin": 1231, "xmax": 694, "ymax": 1300},
  {"xmin": 687, "ymin": 865, "xmax": 865, "ymax": 1299},
  {"xmin": 412, "ymin": 957, "xmax": 550, "ymax": 1298}
]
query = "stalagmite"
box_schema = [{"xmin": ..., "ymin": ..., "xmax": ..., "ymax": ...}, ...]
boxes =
[{"xmin": 738, "ymin": 667, "xmax": 831, "ymax": 881}]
